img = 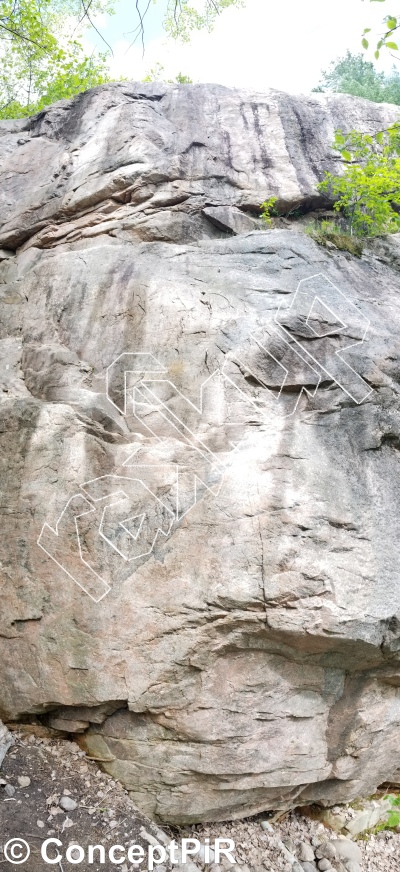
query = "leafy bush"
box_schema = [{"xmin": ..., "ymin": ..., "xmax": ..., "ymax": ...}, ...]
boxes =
[
  {"xmin": 373, "ymin": 795, "xmax": 400, "ymax": 832},
  {"xmin": 318, "ymin": 124, "xmax": 400, "ymax": 236},
  {"xmin": 386, "ymin": 795, "xmax": 400, "ymax": 829},
  {"xmin": 260, "ymin": 197, "xmax": 278, "ymax": 226}
]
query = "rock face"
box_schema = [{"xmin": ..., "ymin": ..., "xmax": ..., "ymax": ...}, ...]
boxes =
[
  {"xmin": 0, "ymin": 721, "xmax": 13, "ymax": 767},
  {"xmin": 2, "ymin": 82, "xmax": 400, "ymax": 823}
]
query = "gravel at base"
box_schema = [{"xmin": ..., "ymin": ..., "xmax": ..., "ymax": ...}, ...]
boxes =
[
  {"xmin": 1, "ymin": 732, "xmax": 399, "ymax": 872},
  {"xmin": 187, "ymin": 812, "xmax": 400, "ymax": 871}
]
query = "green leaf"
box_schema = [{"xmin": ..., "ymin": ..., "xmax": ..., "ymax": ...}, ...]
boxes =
[
  {"xmin": 164, "ymin": 0, "xmax": 242, "ymax": 41},
  {"xmin": 362, "ymin": 37, "xmax": 369, "ymax": 48},
  {"xmin": 318, "ymin": 125, "xmax": 400, "ymax": 238},
  {"xmin": 260, "ymin": 196, "xmax": 278, "ymax": 225},
  {"xmin": 387, "ymin": 17, "xmax": 397, "ymax": 30},
  {"xmin": 386, "ymin": 41, "xmax": 399, "ymax": 50},
  {"xmin": 375, "ymin": 49, "xmax": 380, "ymax": 59}
]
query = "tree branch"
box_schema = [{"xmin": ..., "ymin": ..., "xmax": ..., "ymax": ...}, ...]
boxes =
[
  {"xmin": 0, "ymin": 21, "xmax": 51, "ymax": 50},
  {"xmin": 124, "ymin": 0, "xmax": 152, "ymax": 56},
  {"xmin": 79, "ymin": 0, "xmax": 113, "ymax": 54}
]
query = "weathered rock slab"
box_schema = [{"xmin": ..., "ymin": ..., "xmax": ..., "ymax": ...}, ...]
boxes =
[{"xmin": 1, "ymin": 83, "xmax": 400, "ymax": 823}]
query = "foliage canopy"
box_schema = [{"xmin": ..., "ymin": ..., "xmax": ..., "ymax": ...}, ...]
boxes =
[
  {"xmin": 0, "ymin": 0, "xmax": 241, "ymax": 119},
  {"xmin": 308, "ymin": 2, "xmax": 400, "ymax": 242},
  {"xmin": 163, "ymin": 0, "xmax": 242, "ymax": 42},
  {"xmin": 0, "ymin": 1, "xmax": 112, "ymax": 118},
  {"xmin": 318, "ymin": 124, "xmax": 400, "ymax": 236},
  {"xmin": 314, "ymin": 50, "xmax": 400, "ymax": 105}
]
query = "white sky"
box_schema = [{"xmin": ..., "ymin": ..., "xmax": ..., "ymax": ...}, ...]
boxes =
[{"xmin": 86, "ymin": 0, "xmax": 399, "ymax": 94}]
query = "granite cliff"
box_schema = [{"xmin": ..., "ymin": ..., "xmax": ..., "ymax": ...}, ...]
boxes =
[{"xmin": 1, "ymin": 82, "xmax": 400, "ymax": 823}]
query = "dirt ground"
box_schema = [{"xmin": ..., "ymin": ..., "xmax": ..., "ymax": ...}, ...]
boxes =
[{"xmin": 0, "ymin": 730, "xmax": 177, "ymax": 872}]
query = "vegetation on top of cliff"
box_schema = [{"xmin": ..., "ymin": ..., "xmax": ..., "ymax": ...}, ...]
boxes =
[
  {"xmin": 142, "ymin": 63, "xmax": 193, "ymax": 84},
  {"xmin": 0, "ymin": 0, "xmax": 399, "ymax": 120},
  {"xmin": 313, "ymin": 51, "xmax": 400, "ymax": 105}
]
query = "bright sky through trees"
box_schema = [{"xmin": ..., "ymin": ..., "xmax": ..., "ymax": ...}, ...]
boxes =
[{"xmin": 85, "ymin": 0, "xmax": 399, "ymax": 93}]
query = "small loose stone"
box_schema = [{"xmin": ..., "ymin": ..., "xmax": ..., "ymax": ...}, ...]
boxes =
[
  {"xmin": 318, "ymin": 843, "xmax": 337, "ymax": 861},
  {"xmin": 59, "ymin": 795, "xmax": 77, "ymax": 812},
  {"xmin": 298, "ymin": 843, "xmax": 315, "ymax": 863},
  {"xmin": 330, "ymin": 839, "xmax": 362, "ymax": 865},
  {"xmin": 17, "ymin": 776, "xmax": 30, "ymax": 788},
  {"xmin": 260, "ymin": 820, "xmax": 274, "ymax": 833}
]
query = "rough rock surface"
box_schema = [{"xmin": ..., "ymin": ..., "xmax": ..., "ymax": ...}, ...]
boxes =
[
  {"xmin": 0, "ymin": 721, "xmax": 13, "ymax": 767},
  {"xmin": 2, "ymin": 82, "xmax": 400, "ymax": 824}
]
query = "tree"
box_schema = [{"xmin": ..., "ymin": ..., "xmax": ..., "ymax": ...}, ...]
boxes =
[
  {"xmin": 142, "ymin": 62, "xmax": 193, "ymax": 84},
  {"xmin": 311, "ymin": 2, "xmax": 400, "ymax": 242},
  {"xmin": 0, "ymin": 0, "xmax": 242, "ymax": 119},
  {"xmin": 0, "ymin": 2, "xmax": 113, "ymax": 118},
  {"xmin": 313, "ymin": 51, "xmax": 400, "ymax": 104},
  {"xmin": 162, "ymin": 0, "xmax": 242, "ymax": 41},
  {"xmin": 0, "ymin": 45, "xmax": 111, "ymax": 120},
  {"xmin": 0, "ymin": 1, "xmax": 112, "ymax": 51},
  {"xmin": 318, "ymin": 124, "xmax": 400, "ymax": 236},
  {"xmin": 0, "ymin": 1, "xmax": 242, "ymax": 53}
]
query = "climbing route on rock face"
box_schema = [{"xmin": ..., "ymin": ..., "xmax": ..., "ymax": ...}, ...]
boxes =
[{"xmin": 2, "ymin": 84, "xmax": 400, "ymax": 838}]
